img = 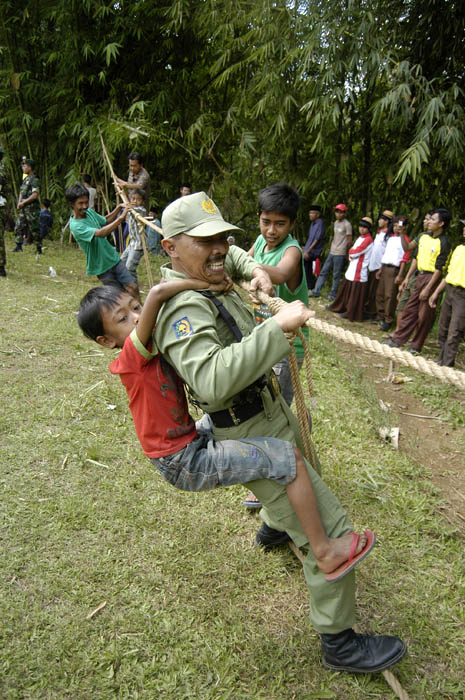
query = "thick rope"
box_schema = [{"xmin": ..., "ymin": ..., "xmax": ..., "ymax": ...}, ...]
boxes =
[
  {"xmin": 307, "ymin": 317, "xmax": 465, "ymax": 392},
  {"xmin": 240, "ymin": 282, "xmax": 465, "ymax": 391},
  {"xmin": 239, "ymin": 284, "xmax": 317, "ymax": 466}
]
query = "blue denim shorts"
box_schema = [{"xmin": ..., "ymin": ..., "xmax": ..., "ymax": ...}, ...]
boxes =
[
  {"xmin": 98, "ymin": 259, "xmax": 135, "ymax": 286},
  {"xmin": 150, "ymin": 431, "xmax": 296, "ymax": 492}
]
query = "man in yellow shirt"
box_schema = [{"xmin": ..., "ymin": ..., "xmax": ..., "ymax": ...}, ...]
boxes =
[
  {"xmin": 385, "ymin": 208, "xmax": 451, "ymax": 354},
  {"xmin": 429, "ymin": 219, "xmax": 465, "ymax": 366}
]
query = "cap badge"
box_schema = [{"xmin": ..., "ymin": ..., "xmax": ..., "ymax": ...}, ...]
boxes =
[{"xmin": 202, "ymin": 199, "xmax": 216, "ymax": 215}]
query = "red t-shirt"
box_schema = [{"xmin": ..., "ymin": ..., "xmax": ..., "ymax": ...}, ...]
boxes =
[{"xmin": 109, "ymin": 329, "xmax": 197, "ymax": 458}]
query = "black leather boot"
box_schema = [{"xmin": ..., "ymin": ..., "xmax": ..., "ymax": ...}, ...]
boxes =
[
  {"xmin": 255, "ymin": 522, "xmax": 291, "ymax": 550},
  {"xmin": 321, "ymin": 628, "xmax": 406, "ymax": 673}
]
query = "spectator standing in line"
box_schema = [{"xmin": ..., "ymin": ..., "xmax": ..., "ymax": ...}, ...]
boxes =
[
  {"xmin": 364, "ymin": 210, "xmax": 392, "ymax": 320},
  {"xmin": 82, "ymin": 174, "xmax": 97, "ymax": 210},
  {"xmin": 39, "ymin": 199, "xmax": 53, "ymax": 241},
  {"xmin": 13, "ymin": 159, "xmax": 41, "ymax": 254},
  {"xmin": 0, "ymin": 146, "xmax": 10, "ymax": 276},
  {"xmin": 429, "ymin": 218, "xmax": 465, "ymax": 366},
  {"xmin": 310, "ymin": 203, "xmax": 352, "ymax": 301},
  {"xmin": 328, "ymin": 217, "xmax": 374, "ymax": 322},
  {"xmin": 303, "ymin": 204, "xmax": 325, "ymax": 290},
  {"xmin": 385, "ymin": 208, "xmax": 451, "ymax": 354},
  {"xmin": 393, "ymin": 210, "xmax": 432, "ymax": 335},
  {"xmin": 116, "ymin": 152, "xmax": 151, "ymax": 212},
  {"xmin": 375, "ymin": 215, "xmax": 411, "ymax": 331}
]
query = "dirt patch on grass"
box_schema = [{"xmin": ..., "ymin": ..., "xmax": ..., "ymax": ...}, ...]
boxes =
[{"xmin": 314, "ymin": 300, "xmax": 465, "ymax": 529}]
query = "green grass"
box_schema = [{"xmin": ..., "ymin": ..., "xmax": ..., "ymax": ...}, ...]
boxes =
[{"xmin": 1, "ymin": 236, "xmax": 464, "ymax": 699}]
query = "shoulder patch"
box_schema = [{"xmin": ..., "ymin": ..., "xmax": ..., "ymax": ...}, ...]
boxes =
[{"xmin": 172, "ymin": 316, "xmax": 194, "ymax": 338}]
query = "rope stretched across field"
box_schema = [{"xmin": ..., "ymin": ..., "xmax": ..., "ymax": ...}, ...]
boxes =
[
  {"xmin": 100, "ymin": 133, "xmax": 162, "ymax": 288},
  {"xmin": 240, "ymin": 284, "xmax": 465, "ymax": 392}
]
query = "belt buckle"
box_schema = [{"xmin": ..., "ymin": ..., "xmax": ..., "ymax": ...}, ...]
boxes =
[{"xmin": 228, "ymin": 406, "xmax": 241, "ymax": 426}]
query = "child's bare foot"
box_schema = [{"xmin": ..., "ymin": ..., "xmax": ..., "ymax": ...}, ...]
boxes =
[{"xmin": 313, "ymin": 530, "xmax": 376, "ymax": 582}]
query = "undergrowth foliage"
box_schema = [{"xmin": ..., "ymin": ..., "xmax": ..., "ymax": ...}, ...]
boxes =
[{"xmin": 0, "ymin": 237, "xmax": 464, "ymax": 699}]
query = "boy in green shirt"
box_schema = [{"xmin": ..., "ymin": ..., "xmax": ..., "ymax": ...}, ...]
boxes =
[
  {"xmin": 66, "ymin": 182, "xmax": 139, "ymax": 300},
  {"xmin": 246, "ymin": 183, "xmax": 312, "ymax": 508}
]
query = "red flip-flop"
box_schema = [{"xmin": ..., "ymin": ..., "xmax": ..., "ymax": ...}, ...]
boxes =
[{"xmin": 325, "ymin": 530, "xmax": 376, "ymax": 583}]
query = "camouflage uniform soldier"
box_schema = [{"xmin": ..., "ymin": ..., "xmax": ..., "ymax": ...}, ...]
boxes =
[
  {"xmin": 13, "ymin": 158, "xmax": 41, "ymax": 254},
  {"xmin": 0, "ymin": 147, "xmax": 9, "ymax": 275}
]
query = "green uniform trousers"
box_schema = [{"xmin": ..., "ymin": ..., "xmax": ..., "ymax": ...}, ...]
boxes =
[{"xmin": 213, "ymin": 393, "xmax": 356, "ymax": 634}]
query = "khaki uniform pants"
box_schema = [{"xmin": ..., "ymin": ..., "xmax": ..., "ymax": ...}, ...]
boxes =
[{"xmin": 213, "ymin": 395, "xmax": 356, "ymax": 634}]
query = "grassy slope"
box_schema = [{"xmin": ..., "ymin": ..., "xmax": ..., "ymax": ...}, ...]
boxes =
[{"xmin": 0, "ymin": 237, "xmax": 464, "ymax": 700}]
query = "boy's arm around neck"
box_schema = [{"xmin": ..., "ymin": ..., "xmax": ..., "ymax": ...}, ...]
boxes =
[{"xmin": 136, "ymin": 279, "xmax": 228, "ymax": 346}]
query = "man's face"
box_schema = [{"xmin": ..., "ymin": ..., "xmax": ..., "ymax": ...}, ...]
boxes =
[
  {"xmin": 71, "ymin": 195, "xmax": 89, "ymax": 219},
  {"xmin": 99, "ymin": 293, "xmax": 142, "ymax": 349},
  {"xmin": 423, "ymin": 213, "xmax": 432, "ymax": 230},
  {"xmin": 22, "ymin": 163, "xmax": 32, "ymax": 175},
  {"xmin": 429, "ymin": 213, "xmax": 443, "ymax": 235},
  {"xmin": 335, "ymin": 209, "xmax": 345, "ymax": 220},
  {"xmin": 180, "ymin": 186, "xmax": 191, "ymax": 197},
  {"xmin": 129, "ymin": 159, "xmax": 142, "ymax": 175},
  {"xmin": 165, "ymin": 232, "xmax": 230, "ymax": 284},
  {"xmin": 309, "ymin": 210, "xmax": 319, "ymax": 222},
  {"xmin": 259, "ymin": 211, "xmax": 294, "ymax": 250}
]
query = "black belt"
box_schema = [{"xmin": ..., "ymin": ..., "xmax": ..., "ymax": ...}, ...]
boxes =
[
  {"xmin": 384, "ymin": 263, "xmax": 399, "ymax": 268},
  {"xmin": 417, "ymin": 270, "xmax": 433, "ymax": 275},
  {"xmin": 209, "ymin": 378, "xmax": 279, "ymax": 428}
]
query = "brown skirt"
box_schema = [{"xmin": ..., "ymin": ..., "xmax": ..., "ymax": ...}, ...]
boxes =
[{"xmin": 328, "ymin": 279, "xmax": 367, "ymax": 322}]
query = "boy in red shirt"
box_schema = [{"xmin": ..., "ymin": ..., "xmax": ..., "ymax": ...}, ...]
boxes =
[{"xmin": 77, "ymin": 281, "xmax": 374, "ymax": 582}]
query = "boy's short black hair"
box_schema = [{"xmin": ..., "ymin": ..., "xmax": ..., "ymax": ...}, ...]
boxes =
[
  {"xmin": 131, "ymin": 189, "xmax": 145, "ymax": 199},
  {"xmin": 180, "ymin": 182, "xmax": 191, "ymax": 189},
  {"xmin": 77, "ymin": 284, "xmax": 127, "ymax": 341},
  {"xmin": 42, "ymin": 198, "xmax": 51, "ymax": 208},
  {"xmin": 128, "ymin": 152, "xmax": 143, "ymax": 164},
  {"xmin": 432, "ymin": 207, "xmax": 451, "ymax": 229},
  {"xmin": 257, "ymin": 183, "xmax": 301, "ymax": 221},
  {"xmin": 66, "ymin": 182, "xmax": 89, "ymax": 204},
  {"xmin": 82, "ymin": 174, "xmax": 91, "ymax": 184}
]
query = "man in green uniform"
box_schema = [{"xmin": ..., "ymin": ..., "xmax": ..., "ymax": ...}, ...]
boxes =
[
  {"xmin": 155, "ymin": 192, "xmax": 406, "ymax": 674},
  {"xmin": 0, "ymin": 146, "xmax": 9, "ymax": 276},
  {"xmin": 13, "ymin": 158, "xmax": 41, "ymax": 254}
]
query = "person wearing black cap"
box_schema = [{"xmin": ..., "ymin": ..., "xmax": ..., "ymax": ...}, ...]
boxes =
[
  {"xmin": 13, "ymin": 158, "xmax": 41, "ymax": 254},
  {"xmin": 0, "ymin": 146, "xmax": 9, "ymax": 276},
  {"xmin": 303, "ymin": 205, "xmax": 325, "ymax": 290},
  {"xmin": 328, "ymin": 217, "xmax": 374, "ymax": 321}
]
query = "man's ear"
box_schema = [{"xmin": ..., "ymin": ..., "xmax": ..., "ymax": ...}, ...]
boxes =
[
  {"xmin": 96, "ymin": 334, "xmax": 117, "ymax": 349},
  {"xmin": 162, "ymin": 238, "xmax": 178, "ymax": 258},
  {"xmin": 289, "ymin": 219, "xmax": 296, "ymax": 231}
]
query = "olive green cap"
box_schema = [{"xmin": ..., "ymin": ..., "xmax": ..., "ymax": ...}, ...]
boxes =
[{"xmin": 161, "ymin": 192, "xmax": 241, "ymax": 239}]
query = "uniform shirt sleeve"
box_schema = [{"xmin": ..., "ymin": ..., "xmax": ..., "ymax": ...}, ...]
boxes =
[{"xmin": 225, "ymin": 244, "xmax": 261, "ymax": 280}]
